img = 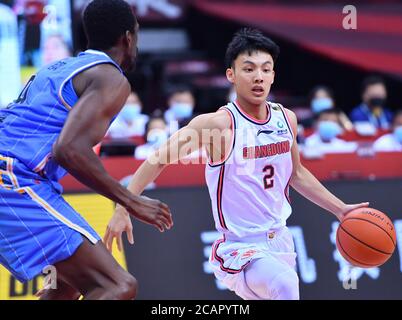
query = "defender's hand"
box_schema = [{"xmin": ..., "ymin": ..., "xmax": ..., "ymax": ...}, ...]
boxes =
[{"xmin": 126, "ymin": 195, "xmax": 173, "ymax": 231}]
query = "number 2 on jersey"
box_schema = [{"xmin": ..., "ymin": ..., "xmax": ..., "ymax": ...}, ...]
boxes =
[{"xmin": 263, "ymin": 165, "xmax": 274, "ymax": 189}]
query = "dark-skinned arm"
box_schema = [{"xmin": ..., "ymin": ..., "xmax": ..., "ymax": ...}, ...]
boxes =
[{"xmin": 53, "ymin": 64, "xmax": 172, "ymax": 231}]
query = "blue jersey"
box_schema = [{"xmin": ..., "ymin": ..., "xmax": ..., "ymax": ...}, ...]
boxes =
[
  {"xmin": 0, "ymin": 50, "xmax": 122, "ymax": 184},
  {"xmin": 0, "ymin": 50, "xmax": 123, "ymax": 282}
]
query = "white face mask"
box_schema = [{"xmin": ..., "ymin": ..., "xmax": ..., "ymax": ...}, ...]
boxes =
[
  {"xmin": 120, "ymin": 103, "xmax": 141, "ymax": 122},
  {"xmin": 318, "ymin": 121, "xmax": 342, "ymax": 141},
  {"xmin": 170, "ymin": 103, "xmax": 193, "ymax": 119}
]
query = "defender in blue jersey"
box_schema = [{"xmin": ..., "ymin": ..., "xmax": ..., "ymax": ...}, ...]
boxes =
[{"xmin": 0, "ymin": 0, "xmax": 172, "ymax": 300}]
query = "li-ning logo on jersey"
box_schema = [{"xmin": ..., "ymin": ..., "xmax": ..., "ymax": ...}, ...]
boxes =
[
  {"xmin": 243, "ymin": 140, "xmax": 291, "ymax": 159},
  {"xmin": 257, "ymin": 129, "xmax": 274, "ymax": 136},
  {"xmin": 257, "ymin": 128, "xmax": 288, "ymax": 136}
]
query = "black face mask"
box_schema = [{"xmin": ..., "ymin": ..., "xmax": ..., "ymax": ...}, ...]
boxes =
[{"xmin": 368, "ymin": 97, "xmax": 386, "ymax": 108}]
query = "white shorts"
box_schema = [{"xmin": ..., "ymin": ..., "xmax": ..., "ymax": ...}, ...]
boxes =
[{"xmin": 209, "ymin": 226, "xmax": 298, "ymax": 300}]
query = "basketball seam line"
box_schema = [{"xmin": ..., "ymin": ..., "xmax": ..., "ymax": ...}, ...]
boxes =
[
  {"xmin": 344, "ymin": 217, "xmax": 396, "ymax": 247},
  {"xmin": 337, "ymin": 236, "xmax": 379, "ymax": 267},
  {"xmin": 340, "ymin": 225, "xmax": 393, "ymax": 255}
]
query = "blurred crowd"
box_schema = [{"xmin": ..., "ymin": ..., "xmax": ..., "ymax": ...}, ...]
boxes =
[
  {"xmin": 1, "ymin": 1, "xmax": 401, "ymax": 163},
  {"xmin": 101, "ymin": 75, "xmax": 402, "ymax": 159}
]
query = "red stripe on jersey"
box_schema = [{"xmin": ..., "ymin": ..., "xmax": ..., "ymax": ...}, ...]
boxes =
[{"xmin": 217, "ymin": 165, "xmax": 228, "ymax": 230}]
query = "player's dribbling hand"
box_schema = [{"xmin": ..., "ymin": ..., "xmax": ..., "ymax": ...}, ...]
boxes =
[
  {"xmin": 337, "ymin": 202, "xmax": 370, "ymax": 221},
  {"xmin": 104, "ymin": 205, "xmax": 134, "ymax": 252},
  {"xmin": 104, "ymin": 196, "xmax": 173, "ymax": 253}
]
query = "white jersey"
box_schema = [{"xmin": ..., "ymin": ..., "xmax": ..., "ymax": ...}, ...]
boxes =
[{"xmin": 205, "ymin": 101, "xmax": 294, "ymax": 238}]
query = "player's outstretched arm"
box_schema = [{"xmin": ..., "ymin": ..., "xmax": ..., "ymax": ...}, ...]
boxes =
[
  {"xmin": 104, "ymin": 110, "xmax": 231, "ymax": 251},
  {"xmin": 53, "ymin": 64, "xmax": 171, "ymax": 232},
  {"xmin": 285, "ymin": 108, "xmax": 369, "ymax": 220}
]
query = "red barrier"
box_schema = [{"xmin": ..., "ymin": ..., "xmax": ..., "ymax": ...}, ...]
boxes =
[
  {"xmin": 303, "ymin": 128, "xmax": 391, "ymax": 142},
  {"xmin": 60, "ymin": 153, "xmax": 402, "ymax": 192}
]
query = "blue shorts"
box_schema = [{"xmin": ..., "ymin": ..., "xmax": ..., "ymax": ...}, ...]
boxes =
[{"xmin": 0, "ymin": 155, "xmax": 100, "ymax": 282}]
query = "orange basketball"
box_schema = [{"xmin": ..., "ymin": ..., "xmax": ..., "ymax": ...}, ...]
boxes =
[{"xmin": 336, "ymin": 207, "xmax": 396, "ymax": 268}]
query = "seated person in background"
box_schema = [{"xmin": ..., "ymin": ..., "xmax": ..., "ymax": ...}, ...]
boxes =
[
  {"xmin": 107, "ymin": 91, "xmax": 149, "ymax": 138},
  {"xmin": 164, "ymin": 86, "xmax": 196, "ymax": 134},
  {"xmin": 303, "ymin": 109, "xmax": 358, "ymax": 155},
  {"xmin": 135, "ymin": 114, "xmax": 169, "ymax": 160},
  {"xmin": 301, "ymin": 85, "xmax": 353, "ymax": 131},
  {"xmin": 42, "ymin": 34, "xmax": 72, "ymax": 66},
  {"xmin": 373, "ymin": 110, "xmax": 402, "ymax": 152},
  {"xmin": 350, "ymin": 75, "xmax": 393, "ymax": 130}
]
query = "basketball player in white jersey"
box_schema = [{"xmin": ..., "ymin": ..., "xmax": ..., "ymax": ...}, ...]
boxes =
[{"xmin": 103, "ymin": 28, "xmax": 368, "ymax": 300}]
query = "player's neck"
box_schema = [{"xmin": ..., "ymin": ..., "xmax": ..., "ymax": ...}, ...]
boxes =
[
  {"xmin": 97, "ymin": 48, "xmax": 125, "ymax": 68},
  {"xmin": 235, "ymin": 97, "xmax": 268, "ymax": 121}
]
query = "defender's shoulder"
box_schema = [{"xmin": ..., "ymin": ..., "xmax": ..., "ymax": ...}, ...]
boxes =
[{"xmin": 76, "ymin": 63, "xmax": 130, "ymax": 96}]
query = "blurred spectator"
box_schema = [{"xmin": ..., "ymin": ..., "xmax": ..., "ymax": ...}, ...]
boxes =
[
  {"xmin": 303, "ymin": 109, "xmax": 358, "ymax": 155},
  {"xmin": 164, "ymin": 86, "xmax": 195, "ymax": 134},
  {"xmin": 107, "ymin": 91, "xmax": 149, "ymax": 139},
  {"xmin": 373, "ymin": 110, "xmax": 402, "ymax": 152},
  {"xmin": 134, "ymin": 115, "xmax": 169, "ymax": 160},
  {"xmin": 350, "ymin": 76, "xmax": 393, "ymax": 129},
  {"xmin": 301, "ymin": 85, "xmax": 353, "ymax": 131},
  {"xmin": 42, "ymin": 34, "xmax": 71, "ymax": 66}
]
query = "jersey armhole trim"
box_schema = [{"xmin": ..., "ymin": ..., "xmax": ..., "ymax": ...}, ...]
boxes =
[
  {"xmin": 207, "ymin": 107, "xmax": 236, "ymax": 168},
  {"xmin": 58, "ymin": 60, "xmax": 119, "ymax": 111}
]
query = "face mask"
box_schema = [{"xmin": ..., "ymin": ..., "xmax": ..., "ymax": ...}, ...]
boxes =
[
  {"xmin": 311, "ymin": 98, "xmax": 333, "ymax": 114},
  {"xmin": 394, "ymin": 126, "xmax": 402, "ymax": 144},
  {"xmin": 368, "ymin": 97, "xmax": 386, "ymax": 108},
  {"xmin": 147, "ymin": 130, "xmax": 168, "ymax": 147},
  {"xmin": 170, "ymin": 103, "xmax": 193, "ymax": 119},
  {"xmin": 120, "ymin": 104, "xmax": 141, "ymax": 122},
  {"xmin": 318, "ymin": 121, "xmax": 342, "ymax": 141}
]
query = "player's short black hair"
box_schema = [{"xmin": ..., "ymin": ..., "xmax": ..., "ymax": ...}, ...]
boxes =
[
  {"xmin": 225, "ymin": 28, "xmax": 280, "ymax": 68},
  {"xmin": 361, "ymin": 75, "xmax": 386, "ymax": 95},
  {"xmin": 83, "ymin": 0, "xmax": 137, "ymax": 50}
]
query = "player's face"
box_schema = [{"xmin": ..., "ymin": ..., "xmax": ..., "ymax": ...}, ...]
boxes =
[
  {"xmin": 227, "ymin": 51, "xmax": 275, "ymax": 106},
  {"xmin": 122, "ymin": 23, "xmax": 139, "ymax": 72}
]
